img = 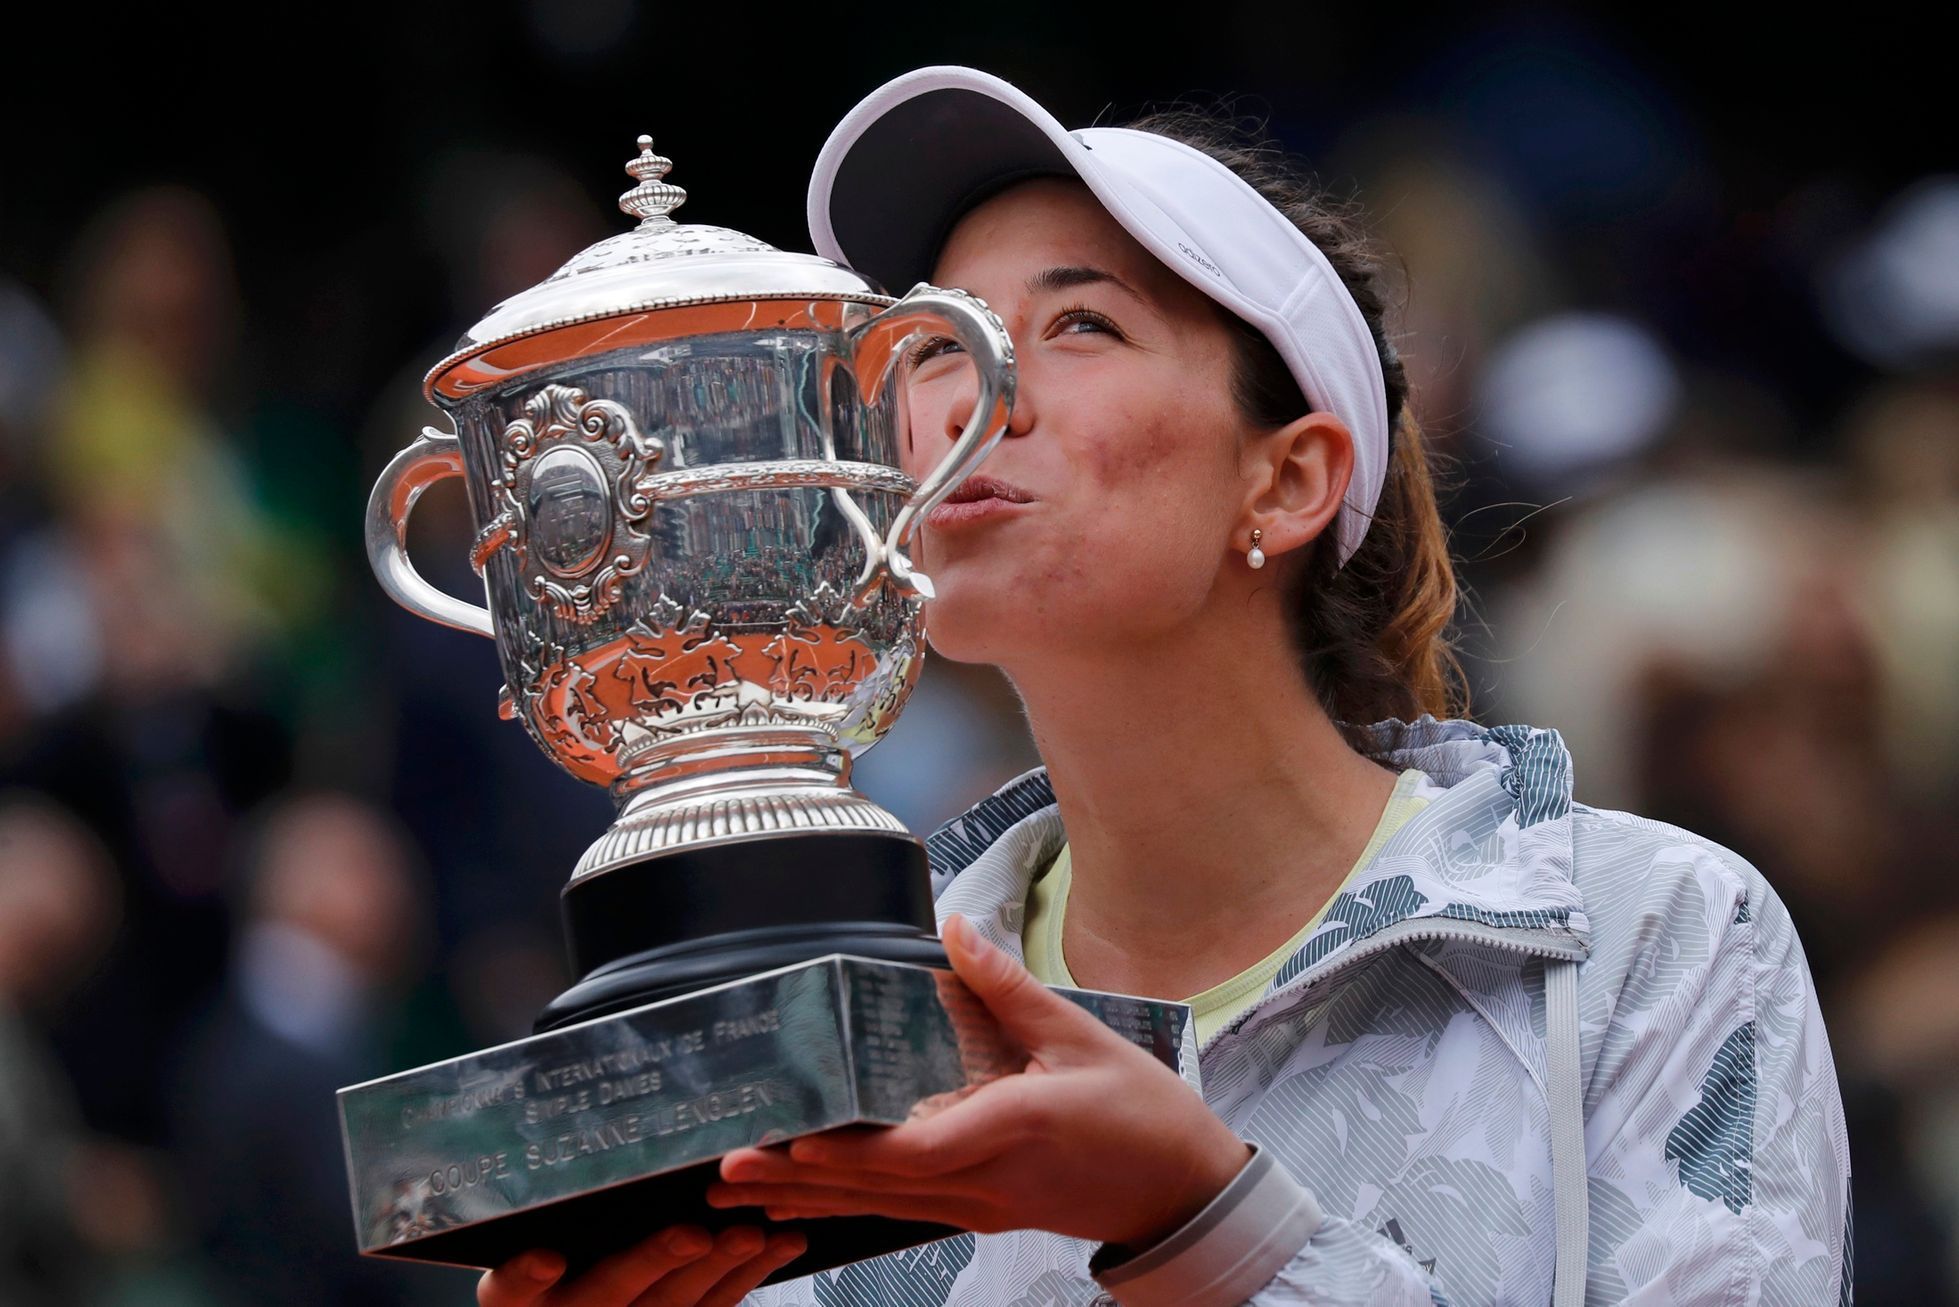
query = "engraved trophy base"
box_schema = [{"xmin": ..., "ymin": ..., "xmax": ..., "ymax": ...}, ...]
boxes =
[{"xmin": 339, "ymin": 954, "xmax": 1191, "ymax": 1283}]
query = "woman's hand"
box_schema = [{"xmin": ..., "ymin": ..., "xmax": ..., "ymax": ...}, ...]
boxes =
[
  {"xmin": 707, "ymin": 913, "xmax": 1252, "ymax": 1250},
  {"xmin": 476, "ymin": 1225, "xmax": 806, "ymax": 1307}
]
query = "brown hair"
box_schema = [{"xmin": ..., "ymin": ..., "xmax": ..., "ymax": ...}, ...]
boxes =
[{"xmin": 1122, "ymin": 107, "xmax": 1471, "ymax": 746}]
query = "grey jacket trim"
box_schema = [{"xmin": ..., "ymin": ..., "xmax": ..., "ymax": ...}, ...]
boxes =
[
  {"xmin": 1088, "ymin": 1144, "xmax": 1324, "ymax": 1306},
  {"xmin": 1546, "ymin": 958, "xmax": 1588, "ymax": 1306}
]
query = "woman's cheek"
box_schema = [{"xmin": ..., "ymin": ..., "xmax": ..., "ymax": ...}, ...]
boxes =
[{"xmin": 1024, "ymin": 519, "xmax": 1206, "ymax": 642}]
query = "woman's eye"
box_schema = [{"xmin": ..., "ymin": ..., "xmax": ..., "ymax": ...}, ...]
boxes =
[
  {"xmin": 1053, "ymin": 307, "xmax": 1119, "ymax": 339},
  {"xmin": 907, "ymin": 334, "xmax": 962, "ymax": 367}
]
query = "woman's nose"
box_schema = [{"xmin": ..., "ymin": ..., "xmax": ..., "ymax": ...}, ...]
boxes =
[{"xmin": 939, "ymin": 354, "xmax": 1035, "ymax": 446}]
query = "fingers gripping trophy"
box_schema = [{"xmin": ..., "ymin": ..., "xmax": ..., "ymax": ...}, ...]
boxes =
[{"xmin": 338, "ymin": 138, "xmax": 1192, "ymax": 1284}]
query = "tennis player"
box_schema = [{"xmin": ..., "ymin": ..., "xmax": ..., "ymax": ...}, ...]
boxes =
[{"xmin": 479, "ymin": 66, "xmax": 1851, "ymax": 1306}]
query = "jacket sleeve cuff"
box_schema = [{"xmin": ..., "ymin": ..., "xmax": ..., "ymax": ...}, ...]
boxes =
[{"xmin": 1087, "ymin": 1143, "xmax": 1323, "ymax": 1307}]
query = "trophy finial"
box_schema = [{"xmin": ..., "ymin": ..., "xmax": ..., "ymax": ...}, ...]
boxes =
[{"xmin": 620, "ymin": 135, "xmax": 687, "ymax": 226}]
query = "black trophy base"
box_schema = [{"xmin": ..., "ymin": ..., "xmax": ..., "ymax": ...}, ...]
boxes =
[
  {"xmin": 536, "ymin": 830, "xmax": 946, "ymax": 1032},
  {"xmin": 514, "ymin": 829, "xmax": 952, "ymax": 1281}
]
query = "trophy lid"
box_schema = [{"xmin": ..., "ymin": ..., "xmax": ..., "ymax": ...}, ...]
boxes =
[{"xmin": 425, "ymin": 136, "xmax": 894, "ymax": 403}]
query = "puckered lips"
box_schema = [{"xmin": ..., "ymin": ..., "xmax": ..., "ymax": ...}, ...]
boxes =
[{"xmin": 925, "ymin": 474, "xmax": 1035, "ymax": 529}]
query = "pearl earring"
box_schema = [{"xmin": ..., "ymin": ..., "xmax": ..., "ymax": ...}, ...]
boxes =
[{"xmin": 1247, "ymin": 529, "xmax": 1266, "ymax": 570}]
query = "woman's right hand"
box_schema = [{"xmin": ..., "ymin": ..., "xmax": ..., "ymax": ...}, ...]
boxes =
[{"xmin": 477, "ymin": 1224, "xmax": 807, "ymax": 1307}]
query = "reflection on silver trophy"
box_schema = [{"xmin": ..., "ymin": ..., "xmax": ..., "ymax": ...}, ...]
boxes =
[{"xmin": 339, "ymin": 137, "xmax": 1190, "ymax": 1283}]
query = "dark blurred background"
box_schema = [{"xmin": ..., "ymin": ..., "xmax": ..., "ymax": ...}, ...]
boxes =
[{"xmin": 1, "ymin": 4, "xmax": 1953, "ymax": 1302}]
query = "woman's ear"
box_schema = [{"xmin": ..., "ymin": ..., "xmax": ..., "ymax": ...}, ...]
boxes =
[{"xmin": 1240, "ymin": 413, "xmax": 1355, "ymax": 560}]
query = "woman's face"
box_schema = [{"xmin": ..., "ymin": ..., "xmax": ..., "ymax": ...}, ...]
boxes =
[{"xmin": 899, "ymin": 176, "xmax": 1259, "ymax": 667}]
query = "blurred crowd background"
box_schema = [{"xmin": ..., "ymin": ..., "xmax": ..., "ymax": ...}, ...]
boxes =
[{"xmin": 1, "ymin": 5, "xmax": 1953, "ymax": 1303}]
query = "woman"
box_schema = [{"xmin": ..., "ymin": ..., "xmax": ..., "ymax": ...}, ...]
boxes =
[{"xmin": 481, "ymin": 67, "xmax": 1850, "ymax": 1307}]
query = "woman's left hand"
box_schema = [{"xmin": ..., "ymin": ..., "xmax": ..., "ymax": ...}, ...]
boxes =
[{"xmin": 706, "ymin": 913, "xmax": 1253, "ymax": 1250}]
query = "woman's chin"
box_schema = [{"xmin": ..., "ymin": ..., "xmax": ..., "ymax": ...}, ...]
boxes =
[
  {"xmin": 922, "ymin": 620, "xmax": 1012, "ymax": 666},
  {"xmin": 920, "ymin": 595, "xmax": 1039, "ymax": 667}
]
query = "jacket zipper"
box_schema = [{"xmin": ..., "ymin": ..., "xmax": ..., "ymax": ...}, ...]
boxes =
[{"xmin": 1197, "ymin": 916, "xmax": 1588, "ymax": 1060}]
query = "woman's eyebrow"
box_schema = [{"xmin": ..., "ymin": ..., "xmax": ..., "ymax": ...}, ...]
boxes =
[{"xmin": 1024, "ymin": 265, "xmax": 1148, "ymax": 304}]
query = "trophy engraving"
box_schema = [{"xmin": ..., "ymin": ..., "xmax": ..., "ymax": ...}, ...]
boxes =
[
  {"xmin": 345, "ymin": 133, "xmax": 1193, "ymax": 1283},
  {"xmin": 470, "ymin": 383, "xmax": 668, "ymax": 625}
]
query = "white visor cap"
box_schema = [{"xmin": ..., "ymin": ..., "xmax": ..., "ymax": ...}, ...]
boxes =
[{"xmin": 808, "ymin": 65, "xmax": 1392, "ymax": 569}]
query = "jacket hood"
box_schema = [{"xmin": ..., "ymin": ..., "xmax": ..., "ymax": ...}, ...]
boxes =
[{"xmin": 923, "ymin": 717, "xmax": 1592, "ymax": 976}]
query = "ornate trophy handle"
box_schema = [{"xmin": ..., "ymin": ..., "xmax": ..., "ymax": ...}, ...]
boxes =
[
  {"xmin": 847, "ymin": 283, "xmax": 1016, "ymax": 602},
  {"xmin": 365, "ymin": 427, "xmax": 496, "ymax": 638}
]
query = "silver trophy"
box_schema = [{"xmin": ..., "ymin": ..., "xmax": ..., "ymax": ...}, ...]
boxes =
[{"xmin": 341, "ymin": 138, "xmax": 1190, "ymax": 1281}]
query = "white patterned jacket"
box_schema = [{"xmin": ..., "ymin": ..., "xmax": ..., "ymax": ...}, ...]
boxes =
[{"xmin": 749, "ymin": 717, "xmax": 1852, "ymax": 1305}]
